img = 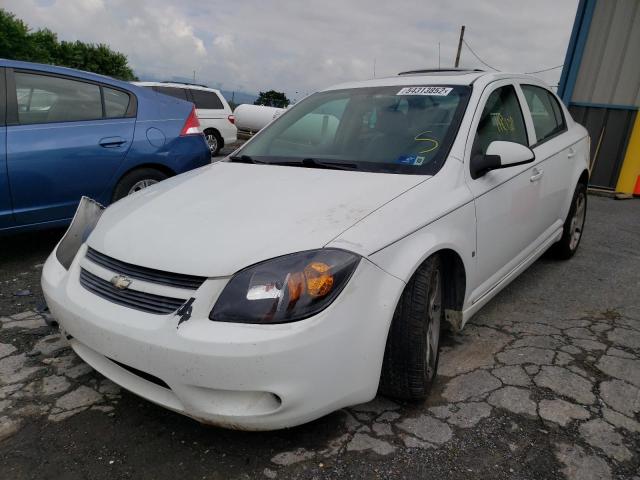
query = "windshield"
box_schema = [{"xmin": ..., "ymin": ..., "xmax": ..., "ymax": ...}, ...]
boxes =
[{"xmin": 235, "ymin": 85, "xmax": 471, "ymax": 174}]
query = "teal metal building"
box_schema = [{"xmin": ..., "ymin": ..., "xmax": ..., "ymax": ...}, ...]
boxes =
[{"xmin": 558, "ymin": 0, "xmax": 640, "ymax": 194}]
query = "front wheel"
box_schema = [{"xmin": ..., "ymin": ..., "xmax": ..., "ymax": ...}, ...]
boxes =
[
  {"xmin": 379, "ymin": 255, "xmax": 443, "ymax": 400},
  {"xmin": 550, "ymin": 182, "xmax": 587, "ymax": 260}
]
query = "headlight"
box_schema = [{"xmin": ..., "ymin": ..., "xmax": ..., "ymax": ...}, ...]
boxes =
[
  {"xmin": 210, "ymin": 249, "xmax": 360, "ymax": 324},
  {"xmin": 56, "ymin": 197, "xmax": 104, "ymax": 269}
]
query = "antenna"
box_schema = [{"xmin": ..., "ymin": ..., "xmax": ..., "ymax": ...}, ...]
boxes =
[{"xmin": 454, "ymin": 25, "xmax": 465, "ymax": 67}]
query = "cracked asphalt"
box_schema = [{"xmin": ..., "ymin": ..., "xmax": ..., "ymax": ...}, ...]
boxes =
[{"xmin": 0, "ymin": 195, "xmax": 639, "ymax": 480}]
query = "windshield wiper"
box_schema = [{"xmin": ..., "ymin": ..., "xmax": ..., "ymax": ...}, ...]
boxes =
[
  {"xmin": 229, "ymin": 155, "xmax": 358, "ymax": 170},
  {"xmin": 269, "ymin": 158, "xmax": 359, "ymax": 171},
  {"xmin": 228, "ymin": 155, "xmax": 266, "ymax": 164}
]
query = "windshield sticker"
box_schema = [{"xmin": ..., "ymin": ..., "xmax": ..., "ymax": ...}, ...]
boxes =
[
  {"xmin": 397, "ymin": 86, "xmax": 453, "ymax": 96},
  {"xmin": 396, "ymin": 155, "xmax": 427, "ymax": 166}
]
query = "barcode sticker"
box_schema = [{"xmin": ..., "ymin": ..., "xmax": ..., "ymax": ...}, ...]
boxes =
[{"xmin": 397, "ymin": 86, "xmax": 452, "ymax": 96}]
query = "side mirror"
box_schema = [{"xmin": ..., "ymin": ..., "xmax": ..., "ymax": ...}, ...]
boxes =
[{"xmin": 471, "ymin": 141, "xmax": 535, "ymax": 179}]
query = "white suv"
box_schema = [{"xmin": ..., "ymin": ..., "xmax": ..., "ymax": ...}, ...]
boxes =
[{"xmin": 135, "ymin": 82, "xmax": 237, "ymax": 156}]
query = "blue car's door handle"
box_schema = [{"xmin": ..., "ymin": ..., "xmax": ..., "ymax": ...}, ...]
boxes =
[{"xmin": 99, "ymin": 137, "xmax": 127, "ymax": 148}]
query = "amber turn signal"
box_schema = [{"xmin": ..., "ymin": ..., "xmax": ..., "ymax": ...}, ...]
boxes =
[{"xmin": 304, "ymin": 262, "xmax": 334, "ymax": 298}]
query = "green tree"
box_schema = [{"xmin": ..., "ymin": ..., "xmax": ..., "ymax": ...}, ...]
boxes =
[
  {"xmin": 254, "ymin": 90, "xmax": 290, "ymax": 108},
  {"xmin": 0, "ymin": 9, "xmax": 137, "ymax": 80}
]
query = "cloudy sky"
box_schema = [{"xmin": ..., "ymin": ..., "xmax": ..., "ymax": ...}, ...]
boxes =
[{"xmin": 5, "ymin": 0, "xmax": 579, "ymax": 100}]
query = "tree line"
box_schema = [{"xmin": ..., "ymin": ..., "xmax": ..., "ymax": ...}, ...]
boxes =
[{"xmin": 0, "ymin": 9, "xmax": 137, "ymax": 80}]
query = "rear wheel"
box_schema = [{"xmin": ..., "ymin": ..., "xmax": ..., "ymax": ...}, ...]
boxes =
[
  {"xmin": 550, "ymin": 182, "xmax": 587, "ymax": 260},
  {"xmin": 112, "ymin": 168, "xmax": 168, "ymax": 202},
  {"xmin": 204, "ymin": 129, "xmax": 222, "ymax": 157},
  {"xmin": 380, "ymin": 255, "xmax": 443, "ymax": 400}
]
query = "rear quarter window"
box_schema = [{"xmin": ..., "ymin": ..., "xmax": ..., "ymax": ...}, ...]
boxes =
[{"xmin": 104, "ymin": 87, "xmax": 131, "ymax": 118}]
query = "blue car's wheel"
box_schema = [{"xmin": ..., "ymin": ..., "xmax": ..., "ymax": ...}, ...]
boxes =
[{"xmin": 112, "ymin": 168, "xmax": 168, "ymax": 202}]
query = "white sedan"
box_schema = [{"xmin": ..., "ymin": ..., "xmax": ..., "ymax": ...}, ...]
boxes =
[{"xmin": 42, "ymin": 69, "xmax": 589, "ymax": 431}]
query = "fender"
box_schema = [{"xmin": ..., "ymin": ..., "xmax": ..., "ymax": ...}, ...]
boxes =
[
  {"xmin": 328, "ymin": 162, "xmax": 477, "ymax": 331},
  {"xmin": 561, "ymin": 134, "xmax": 590, "ymax": 220},
  {"xmin": 365, "ymin": 201, "xmax": 476, "ymax": 330}
]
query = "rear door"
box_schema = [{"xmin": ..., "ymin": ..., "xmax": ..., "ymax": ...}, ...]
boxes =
[
  {"xmin": 0, "ymin": 67, "xmax": 13, "ymax": 229},
  {"xmin": 6, "ymin": 69, "xmax": 136, "ymax": 225},
  {"xmin": 189, "ymin": 88, "xmax": 227, "ymax": 120},
  {"xmin": 519, "ymin": 84, "xmax": 572, "ymax": 231},
  {"xmin": 153, "ymin": 85, "xmax": 190, "ymax": 101}
]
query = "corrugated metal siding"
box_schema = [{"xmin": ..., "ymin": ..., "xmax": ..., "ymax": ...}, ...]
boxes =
[
  {"xmin": 572, "ymin": 0, "xmax": 640, "ymax": 107},
  {"xmin": 570, "ymin": 105, "xmax": 637, "ymax": 189}
]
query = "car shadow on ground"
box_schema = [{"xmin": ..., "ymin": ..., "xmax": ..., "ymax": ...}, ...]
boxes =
[{"xmin": 0, "ymin": 228, "xmax": 65, "ymax": 316}]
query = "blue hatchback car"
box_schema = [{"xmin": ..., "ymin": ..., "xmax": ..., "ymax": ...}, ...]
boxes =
[{"xmin": 0, "ymin": 59, "xmax": 210, "ymax": 234}]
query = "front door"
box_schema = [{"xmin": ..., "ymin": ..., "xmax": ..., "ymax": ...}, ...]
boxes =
[
  {"xmin": 6, "ymin": 69, "xmax": 135, "ymax": 226},
  {"xmin": 465, "ymin": 81, "xmax": 542, "ymax": 303}
]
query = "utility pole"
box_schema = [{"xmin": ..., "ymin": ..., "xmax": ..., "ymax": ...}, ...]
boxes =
[
  {"xmin": 373, "ymin": 58, "xmax": 376, "ymax": 78},
  {"xmin": 454, "ymin": 25, "xmax": 465, "ymax": 68},
  {"xmin": 193, "ymin": 70, "xmax": 196, "ymax": 83}
]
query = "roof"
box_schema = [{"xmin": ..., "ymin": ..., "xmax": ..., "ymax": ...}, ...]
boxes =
[
  {"xmin": 133, "ymin": 81, "xmax": 222, "ymax": 94},
  {"xmin": 397, "ymin": 68, "xmax": 485, "ymax": 75},
  {"xmin": 0, "ymin": 58, "xmax": 133, "ymax": 90},
  {"xmin": 322, "ymin": 71, "xmax": 547, "ymax": 92}
]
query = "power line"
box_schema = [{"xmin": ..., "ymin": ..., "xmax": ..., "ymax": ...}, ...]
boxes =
[
  {"xmin": 461, "ymin": 35, "xmax": 563, "ymax": 75},
  {"xmin": 462, "ymin": 39, "xmax": 499, "ymax": 71},
  {"xmin": 525, "ymin": 65, "xmax": 564, "ymax": 74}
]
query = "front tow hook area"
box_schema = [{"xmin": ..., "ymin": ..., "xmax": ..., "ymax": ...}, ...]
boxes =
[{"xmin": 36, "ymin": 302, "xmax": 58, "ymax": 328}]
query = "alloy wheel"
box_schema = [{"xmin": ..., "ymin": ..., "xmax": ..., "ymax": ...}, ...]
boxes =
[
  {"xmin": 569, "ymin": 191, "xmax": 586, "ymax": 250},
  {"xmin": 206, "ymin": 133, "xmax": 218, "ymax": 155},
  {"xmin": 128, "ymin": 179, "xmax": 158, "ymax": 195}
]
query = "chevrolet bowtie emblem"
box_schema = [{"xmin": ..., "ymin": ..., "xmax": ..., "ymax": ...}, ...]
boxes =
[{"xmin": 110, "ymin": 275, "xmax": 132, "ymax": 290}]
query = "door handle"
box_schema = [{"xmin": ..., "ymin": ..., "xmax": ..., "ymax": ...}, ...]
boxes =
[
  {"xmin": 530, "ymin": 168, "xmax": 544, "ymax": 182},
  {"xmin": 99, "ymin": 137, "xmax": 127, "ymax": 148},
  {"xmin": 567, "ymin": 147, "xmax": 576, "ymax": 158}
]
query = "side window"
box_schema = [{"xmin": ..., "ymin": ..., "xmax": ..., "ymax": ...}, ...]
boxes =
[
  {"xmin": 103, "ymin": 87, "xmax": 130, "ymax": 118},
  {"xmin": 15, "ymin": 72, "xmax": 102, "ymax": 124},
  {"xmin": 190, "ymin": 90, "xmax": 224, "ymax": 109},
  {"xmin": 521, "ymin": 85, "xmax": 566, "ymax": 144},
  {"xmin": 472, "ymin": 85, "xmax": 528, "ymax": 157},
  {"xmin": 154, "ymin": 86, "xmax": 189, "ymax": 101}
]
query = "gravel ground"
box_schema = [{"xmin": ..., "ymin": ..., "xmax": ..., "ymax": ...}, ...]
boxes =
[{"xmin": 0, "ymin": 195, "xmax": 639, "ymax": 480}]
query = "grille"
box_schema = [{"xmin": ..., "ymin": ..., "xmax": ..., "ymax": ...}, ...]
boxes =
[
  {"xmin": 86, "ymin": 247, "xmax": 206, "ymax": 290},
  {"xmin": 79, "ymin": 268, "xmax": 186, "ymax": 315}
]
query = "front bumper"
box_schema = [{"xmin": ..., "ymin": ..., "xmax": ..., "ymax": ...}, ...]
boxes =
[{"xmin": 41, "ymin": 245, "xmax": 404, "ymax": 430}]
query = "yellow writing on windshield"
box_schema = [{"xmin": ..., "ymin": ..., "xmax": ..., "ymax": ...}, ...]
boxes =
[{"xmin": 414, "ymin": 131, "xmax": 439, "ymax": 154}]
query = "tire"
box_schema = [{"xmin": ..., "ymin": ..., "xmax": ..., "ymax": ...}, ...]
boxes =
[
  {"xmin": 550, "ymin": 182, "xmax": 587, "ymax": 260},
  {"xmin": 380, "ymin": 255, "xmax": 443, "ymax": 400},
  {"xmin": 204, "ymin": 129, "xmax": 222, "ymax": 157},
  {"xmin": 112, "ymin": 168, "xmax": 168, "ymax": 202}
]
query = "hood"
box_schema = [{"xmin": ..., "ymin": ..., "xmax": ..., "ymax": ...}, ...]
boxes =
[{"xmin": 88, "ymin": 162, "xmax": 427, "ymax": 276}]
